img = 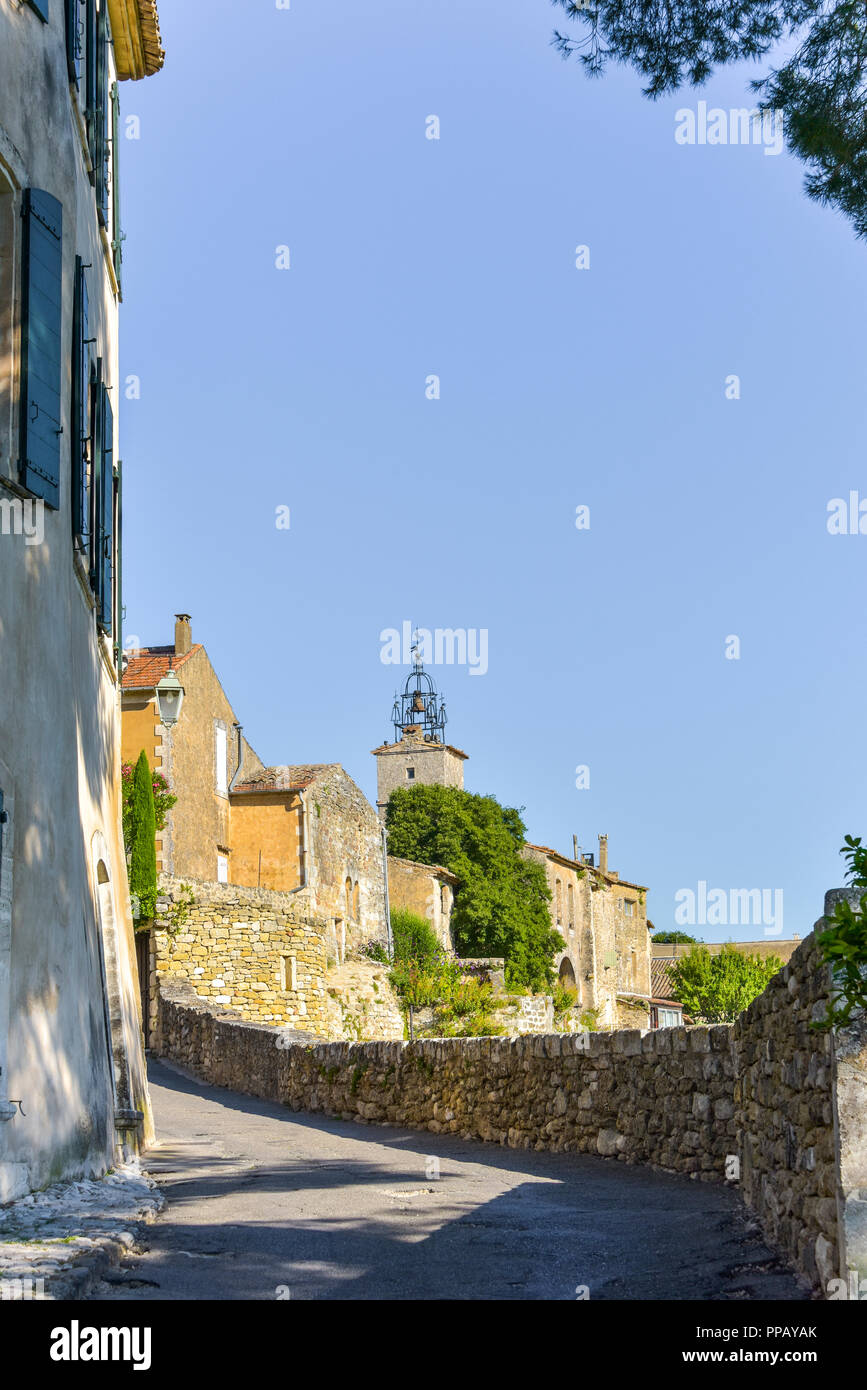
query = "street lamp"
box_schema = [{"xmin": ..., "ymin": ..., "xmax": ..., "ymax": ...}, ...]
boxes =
[{"xmin": 156, "ymin": 669, "xmax": 185, "ymax": 726}]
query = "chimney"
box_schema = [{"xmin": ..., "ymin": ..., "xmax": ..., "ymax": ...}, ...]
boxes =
[
  {"xmin": 174, "ymin": 613, "xmax": 192, "ymax": 658},
  {"xmin": 598, "ymin": 833, "xmax": 608, "ymax": 875}
]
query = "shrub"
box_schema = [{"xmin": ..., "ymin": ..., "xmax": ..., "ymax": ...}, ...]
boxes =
[
  {"xmin": 815, "ymin": 834, "xmax": 867, "ymax": 1029},
  {"xmin": 552, "ymin": 981, "xmax": 579, "ymax": 1017},
  {"xmin": 359, "ymin": 940, "xmax": 390, "ymax": 965},
  {"xmin": 391, "ymin": 908, "xmax": 440, "ymax": 964}
]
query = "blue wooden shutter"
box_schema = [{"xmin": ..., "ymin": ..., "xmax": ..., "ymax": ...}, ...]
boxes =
[
  {"xmin": 85, "ymin": 0, "xmax": 98, "ymax": 167},
  {"xmin": 95, "ymin": 6, "xmax": 109, "ymax": 225},
  {"xmin": 0, "ymin": 787, "xmax": 6, "ymax": 898},
  {"xmin": 114, "ymin": 459, "xmax": 123, "ymax": 662},
  {"xmin": 19, "ymin": 188, "xmax": 63, "ymax": 510},
  {"xmin": 65, "ymin": 0, "xmax": 81, "ymax": 84},
  {"xmin": 110, "ymin": 83, "xmax": 122, "ymax": 292},
  {"xmin": 89, "ymin": 356, "xmax": 103, "ymax": 589},
  {"xmin": 98, "ymin": 386, "xmax": 114, "ymax": 632},
  {"xmin": 71, "ymin": 256, "xmax": 89, "ymax": 539}
]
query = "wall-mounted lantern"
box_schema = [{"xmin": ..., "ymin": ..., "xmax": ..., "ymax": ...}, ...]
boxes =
[{"xmin": 156, "ymin": 669, "xmax": 185, "ymax": 726}]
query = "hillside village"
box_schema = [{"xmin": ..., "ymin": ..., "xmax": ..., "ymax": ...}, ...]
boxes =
[
  {"xmin": 1, "ymin": 0, "xmax": 865, "ymax": 1318},
  {"xmin": 121, "ymin": 614, "xmax": 665, "ymax": 1044}
]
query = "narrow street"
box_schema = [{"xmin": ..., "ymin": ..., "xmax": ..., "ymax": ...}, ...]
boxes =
[{"xmin": 91, "ymin": 1060, "xmax": 809, "ymax": 1302}]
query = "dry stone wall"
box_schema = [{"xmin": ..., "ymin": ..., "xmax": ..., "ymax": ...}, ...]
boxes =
[
  {"xmin": 155, "ymin": 902, "xmax": 867, "ymax": 1293},
  {"xmin": 152, "ymin": 875, "xmax": 332, "ymax": 1038}
]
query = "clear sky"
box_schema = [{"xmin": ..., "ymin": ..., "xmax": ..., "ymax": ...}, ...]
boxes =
[{"xmin": 118, "ymin": 0, "xmax": 867, "ymax": 942}]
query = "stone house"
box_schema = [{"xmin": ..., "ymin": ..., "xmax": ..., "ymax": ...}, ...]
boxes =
[
  {"xmin": 0, "ymin": 0, "xmax": 163, "ymax": 1201},
  {"xmin": 121, "ymin": 614, "xmax": 265, "ymax": 882},
  {"xmin": 522, "ymin": 835, "xmax": 652, "ymax": 1029},
  {"xmin": 122, "ymin": 616, "xmax": 389, "ymax": 980},
  {"xmin": 229, "ymin": 762, "xmax": 388, "ymax": 957},
  {"xmin": 386, "ymin": 856, "xmax": 457, "ymax": 949}
]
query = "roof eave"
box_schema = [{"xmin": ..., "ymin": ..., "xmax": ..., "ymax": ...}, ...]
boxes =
[{"xmin": 108, "ymin": 0, "xmax": 165, "ymax": 80}]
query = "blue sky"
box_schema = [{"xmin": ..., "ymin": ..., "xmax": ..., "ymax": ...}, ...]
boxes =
[{"xmin": 119, "ymin": 0, "xmax": 867, "ymax": 941}]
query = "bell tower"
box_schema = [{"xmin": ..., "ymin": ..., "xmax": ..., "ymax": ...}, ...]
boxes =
[{"xmin": 372, "ymin": 639, "xmax": 467, "ymax": 821}]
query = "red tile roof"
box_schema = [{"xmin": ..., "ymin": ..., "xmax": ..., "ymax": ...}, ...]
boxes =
[
  {"xmin": 651, "ymin": 959, "xmax": 681, "ymax": 1005},
  {"xmin": 121, "ymin": 645, "xmax": 201, "ymax": 690},
  {"xmin": 230, "ymin": 764, "xmax": 340, "ymax": 794}
]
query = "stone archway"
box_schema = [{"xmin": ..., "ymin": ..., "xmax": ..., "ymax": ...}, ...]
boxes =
[{"xmin": 558, "ymin": 956, "xmax": 577, "ymax": 990}]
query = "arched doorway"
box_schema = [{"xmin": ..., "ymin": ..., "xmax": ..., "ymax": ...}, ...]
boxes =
[{"xmin": 558, "ymin": 956, "xmax": 577, "ymax": 990}]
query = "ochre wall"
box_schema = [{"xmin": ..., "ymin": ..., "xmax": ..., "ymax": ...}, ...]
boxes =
[{"xmin": 230, "ymin": 792, "xmax": 302, "ymax": 892}]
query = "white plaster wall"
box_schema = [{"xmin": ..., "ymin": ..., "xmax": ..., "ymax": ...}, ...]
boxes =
[{"xmin": 0, "ymin": 0, "xmax": 151, "ymax": 1195}]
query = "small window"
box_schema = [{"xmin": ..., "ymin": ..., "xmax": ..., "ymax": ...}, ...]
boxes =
[
  {"xmin": 622, "ymin": 898, "xmax": 635, "ymax": 916},
  {"xmin": 216, "ymin": 854, "xmax": 228, "ymax": 884},
  {"xmin": 280, "ymin": 955, "xmax": 297, "ymax": 992},
  {"xmin": 406, "ymin": 767, "xmax": 415, "ymax": 780}
]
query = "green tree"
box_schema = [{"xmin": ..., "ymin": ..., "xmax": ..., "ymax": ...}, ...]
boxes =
[
  {"xmin": 668, "ymin": 944, "xmax": 783, "ymax": 1022},
  {"xmin": 550, "ymin": 0, "xmax": 867, "ymax": 240},
  {"xmin": 385, "ymin": 784, "xmax": 563, "ymax": 990},
  {"xmin": 122, "ymin": 761, "xmax": 176, "ymax": 846},
  {"xmin": 651, "ymin": 930, "xmax": 699, "ymax": 944},
  {"xmin": 128, "ymin": 750, "xmax": 157, "ymax": 922}
]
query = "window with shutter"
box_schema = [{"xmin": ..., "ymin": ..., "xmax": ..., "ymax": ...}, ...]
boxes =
[
  {"xmin": 94, "ymin": 7, "xmax": 109, "ymax": 225},
  {"xmin": 85, "ymin": 0, "xmax": 98, "ymax": 168},
  {"xmin": 110, "ymin": 83, "xmax": 122, "ymax": 291},
  {"xmin": 19, "ymin": 189, "xmax": 63, "ymax": 510},
  {"xmin": 88, "ymin": 356, "xmax": 103, "ymax": 590},
  {"xmin": 98, "ymin": 385, "xmax": 114, "ymax": 632},
  {"xmin": 71, "ymin": 256, "xmax": 90, "ymax": 542},
  {"xmin": 113, "ymin": 458, "xmax": 122, "ymax": 660},
  {"xmin": 65, "ymin": 0, "xmax": 81, "ymax": 85}
]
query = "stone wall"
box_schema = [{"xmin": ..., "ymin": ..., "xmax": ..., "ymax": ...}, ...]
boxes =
[
  {"xmin": 157, "ymin": 979, "xmax": 733, "ymax": 1172},
  {"xmin": 154, "ymin": 902, "xmax": 867, "ymax": 1292},
  {"xmin": 151, "ymin": 874, "xmax": 332, "ymax": 1040},
  {"xmin": 731, "ymin": 900, "xmax": 867, "ymax": 1292}
]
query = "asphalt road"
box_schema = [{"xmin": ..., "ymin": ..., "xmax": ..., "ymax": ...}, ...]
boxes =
[{"xmin": 91, "ymin": 1058, "xmax": 810, "ymax": 1301}]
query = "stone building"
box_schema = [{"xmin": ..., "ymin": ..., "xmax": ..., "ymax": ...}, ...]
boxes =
[
  {"xmin": 386, "ymin": 856, "xmax": 457, "ymax": 949},
  {"xmin": 122, "ymin": 615, "xmax": 389, "ymax": 970},
  {"xmin": 523, "ymin": 835, "xmax": 652, "ymax": 1029},
  {"xmin": 229, "ymin": 763, "xmax": 388, "ymax": 956},
  {"xmin": 121, "ymin": 614, "xmax": 265, "ymax": 881},
  {"xmin": 0, "ymin": 0, "xmax": 163, "ymax": 1200}
]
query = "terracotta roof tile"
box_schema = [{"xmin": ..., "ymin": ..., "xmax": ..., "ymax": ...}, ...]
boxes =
[
  {"xmin": 651, "ymin": 959, "xmax": 680, "ymax": 1004},
  {"xmin": 121, "ymin": 644, "xmax": 201, "ymax": 690},
  {"xmin": 230, "ymin": 764, "xmax": 339, "ymax": 794}
]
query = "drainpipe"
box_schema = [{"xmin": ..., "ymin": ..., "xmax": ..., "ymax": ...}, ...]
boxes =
[
  {"xmin": 228, "ymin": 723, "xmax": 245, "ymax": 792},
  {"xmin": 381, "ymin": 824, "xmax": 393, "ymax": 959}
]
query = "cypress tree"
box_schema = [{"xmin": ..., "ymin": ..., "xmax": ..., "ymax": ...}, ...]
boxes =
[{"xmin": 128, "ymin": 749, "xmax": 157, "ymax": 921}]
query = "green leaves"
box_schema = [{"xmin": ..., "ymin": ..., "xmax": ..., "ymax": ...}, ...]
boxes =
[
  {"xmin": 386, "ymin": 784, "xmax": 563, "ymax": 990},
  {"xmin": 551, "ymin": 0, "xmax": 867, "ymax": 240},
  {"xmin": 814, "ymin": 835, "xmax": 867, "ymax": 1029},
  {"xmin": 668, "ymin": 943, "xmax": 783, "ymax": 1022},
  {"xmin": 127, "ymin": 750, "xmax": 157, "ymax": 921}
]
